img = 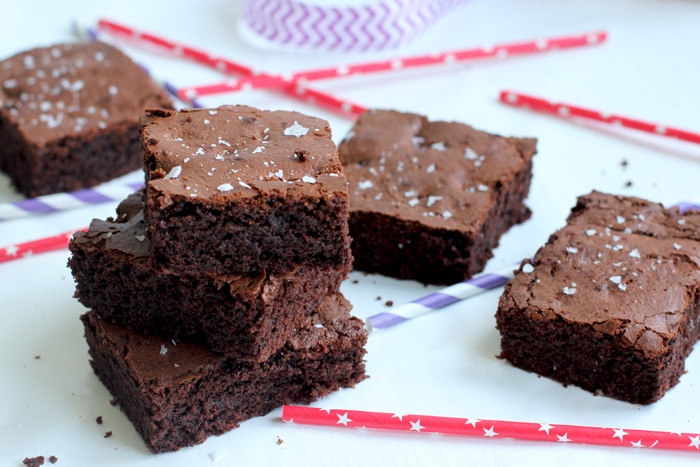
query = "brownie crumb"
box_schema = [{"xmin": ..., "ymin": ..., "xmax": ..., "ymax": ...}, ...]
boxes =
[
  {"xmin": 109, "ymin": 398, "xmax": 118, "ymax": 406},
  {"xmin": 34, "ymin": 355, "xmax": 41, "ymax": 360},
  {"xmin": 104, "ymin": 431, "xmax": 113, "ymax": 438},
  {"xmin": 22, "ymin": 456, "xmax": 44, "ymax": 466},
  {"xmin": 96, "ymin": 416, "xmax": 103, "ymax": 425},
  {"xmin": 351, "ymin": 280, "xmax": 359, "ymax": 284},
  {"xmin": 624, "ymin": 181, "xmax": 633, "ymax": 188},
  {"xmin": 277, "ymin": 436, "xmax": 284, "ymax": 445},
  {"xmin": 621, "ymin": 159, "xmax": 628, "ymax": 168},
  {"xmin": 48, "ymin": 456, "xmax": 58, "ymax": 464},
  {"xmin": 385, "ymin": 300, "xmax": 394, "ymax": 307},
  {"xmin": 375, "ymin": 296, "xmax": 381, "ymax": 301}
]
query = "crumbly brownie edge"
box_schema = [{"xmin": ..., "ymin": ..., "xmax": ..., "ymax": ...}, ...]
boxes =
[{"xmin": 145, "ymin": 189, "xmax": 353, "ymax": 276}]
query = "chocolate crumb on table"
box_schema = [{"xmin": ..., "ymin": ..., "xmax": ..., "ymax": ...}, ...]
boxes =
[
  {"xmin": 276, "ymin": 436, "xmax": 284, "ymax": 445},
  {"xmin": 48, "ymin": 456, "xmax": 58, "ymax": 464},
  {"xmin": 339, "ymin": 109, "xmax": 536, "ymax": 285},
  {"xmin": 96, "ymin": 416, "xmax": 103, "ymax": 424},
  {"xmin": 22, "ymin": 456, "xmax": 44, "ymax": 466},
  {"xmin": 496, "ymin": 191, "xmax": 700, "ymax": 404},
  {"xmin": 0, "ymin": 42, "xmax": 173, "ymax": 197},
  {"xmin": 104, "ymin": 431, "xmax": 112, "ymax": 438}
]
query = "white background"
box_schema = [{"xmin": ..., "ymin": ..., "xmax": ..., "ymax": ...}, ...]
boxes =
[{"xmin": 2, "ymin": 0, "xmax": 700, "ymax": 465}]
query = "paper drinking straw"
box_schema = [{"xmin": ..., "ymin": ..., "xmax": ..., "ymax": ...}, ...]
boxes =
[
  {"xmin": 178, "ymin": 31, "xmax": 607, "ymax": 98},
  {"xmin": 0, "ymin": 229, "xmax": 85, "ymax": 264},
  {"xmin": 500, "ymin": 91, "xmax": 700, "ymax": 145},
  {"xmin": 0, "ymin": 182, "xmax": 144, "ymax": 221},
  {"xmin": 282, "ymin": 406, "xmax": 700, "ymax": 453},
  {"xmin": 366, "ymin": 263, "xmax": 518, "ymax": 331},
  {"xmin": 96, "ymin": 19, "xmax": 366, "ymax": 117}
]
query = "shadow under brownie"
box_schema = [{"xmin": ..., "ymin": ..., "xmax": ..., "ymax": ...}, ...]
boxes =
[
  {"xmin": 496, "ymin": 191, "xmax": 700, "ymax": 404},
  {"xmin": 339, "ymin": 109, "xmax": 536, "ymax": 285},
  {"xmin": 0, "ymin": 42, "xmax": 173, "ymax": 197},
  {"xmin": 69, "ymin": 190, "xmax": 350, "ymax": 361}
]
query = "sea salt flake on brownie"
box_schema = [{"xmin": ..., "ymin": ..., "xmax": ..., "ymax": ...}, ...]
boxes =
[{"xmin": 283, "ymin": 120, "xmax": 309, "ymax": 137}]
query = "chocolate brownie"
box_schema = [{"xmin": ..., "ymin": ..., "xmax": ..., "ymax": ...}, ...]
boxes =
[
  {"xmin": 338, "ymin": 109, "xmax": 536, "ymax": 285},
  {"xmin": 0, "ymin": 42, "xmax": 173, "ymax": 197},
  {"xmin": 68, "ymin": 190, "xmax": 348, "ymax": 361},
  {"xmin": 496, "ymin": 191, "xmax": 700, "ymax": 404},
  {"xmin": 141, "ymin": 106, "xmax": 352, "ymax": 275},
  {"xmin": 81, "ymin": 300, "xmax": 368, "ymax": 453}
]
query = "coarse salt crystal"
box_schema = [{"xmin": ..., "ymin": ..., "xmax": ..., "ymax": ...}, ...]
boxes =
[
  {"xmin": 562, "ymin": 286, "xmax": 576, "ymax": 295},
  {"xmin": 566, "ymin": 246, "xmax": 578, "ymax": 254},
  {"xmin": 408, "ymin": 198, "xmax": 420, "ymax": 207},
  {"xmin": 252, "ymin": 146, "xmax": 264, "ymax": 153},
  {"xmin": 442, "ymin": 210, "xmax": 453, "ymax": 219},
  {"xmin": 302, "ymin": 175, "xmax": 316, "ymax": 183},
  {"xmin": 616, "ymin": 215, "xmax": 626, "ymax": 224},
  {"xmin": 426, "ymin": 163, "xmax": 436, "ymax": 173},
  {"xmin": 358, "ymin": 180, "xmax": 374, "ymax": 190},
  {"xmin": 629, "ymin": 248, "xmax": 641, "ymax": 258},
  {"xmin": 465, "ymin": 147, "xmax": 478, "ymax": 160},
  {"xmin": 217, "ymin": 183, "xmax": 234, "ymax": 192},
  {"xmin": 108, "ymin": 85, "xmax": 118, "ymax": 96},
  {"xmin": 239, "ymin": 181, "xmax": 251, "ymax": 189},
  {"xmin": 284, "ymin": 121, "xmax": 309, "ymax": 137},
  {"xmin": 674, "ymin": 243, "xmax": 682, "ymax": 250},
  {"xmin": 678, "ymin": 218, "xmax": 686, "ymax": 225},
  {"xmin": 426, "ymin": 195, "xmax": 443, "ymax": 207},
  {"xmin": 165, "ymin": 166, "xmax": 182, "ymax": 179},
  {"xmin": 411, "ymin": 136, "xmax": 425, "ymax": 147},
  {"xmin": 586, "ymin": 229, "xmax": 597, "ymax": 236},
  {"xmin": 477, "ymin": 184, "xmax": 488, "ymax": 192},
  {"xmin": 404, "ymin": 189, "xmax": 418, "ymax": 198},
  {"xmin": 522, "ymin": 263, "xmax": 535, "ymax": 273},
  {"xmin": 431, "ymin": 141, "xmax": 447, "ymax": 151},
  {"xmin": 209, "ymin": 110, "xmax": 218, "ymax": 115},
  {"xmin": 609, "ymin": 276, "xmax": 622, "ymax": 284},
  {"xmin": 618, "ymin": 283, "xmax": 627, "ymax": 291},
  {"xmin": 159, "ymin": 345, "xmax": 168, "ymax": 355}
]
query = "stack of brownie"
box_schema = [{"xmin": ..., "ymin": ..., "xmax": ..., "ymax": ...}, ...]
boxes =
[{"xmin": 69, "ymin": 105, "xmax": 367, "ymax": 453}]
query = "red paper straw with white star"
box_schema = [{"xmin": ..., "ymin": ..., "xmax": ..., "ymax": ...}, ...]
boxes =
[
  {"xmin": 500, "ymin": 91, "xmax": 700, "ymax": 145},
  {"xmin": 282, "ymin": 406, "xmax": 700, "ymax": 452},
  {"xmin": 95, "ymin": 19, "xmax": 366, "ymax": 118},
  {"xmin": 178, "ymin": 31, "xmax": 607, "ymax": 99},
  {"xmin": 0, "ymin": 229, "xmax": 85, "ymax": 264}
]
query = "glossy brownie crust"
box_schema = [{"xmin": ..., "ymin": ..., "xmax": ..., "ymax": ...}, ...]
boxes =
[
  {"xmin": 339, "ymin": 109, "xmax": 536, "ymax": 285},
  {"xmin": 0, "ymin": 42, "xmax": 173, "ymax": 197},
  {"xmin": 69, "ymin": 191, "xmax": 348, "ymax": 361},
  {"xmin": 81, "ymin": 308, "xmax": 367, "ymax": 453},
  {"xmin": 141, "ymin": 106, "xmax": 352, "ymax": 275},
  {"xmin": 496, "ymin": 192, "xmax": 700, "ymax": 404}
]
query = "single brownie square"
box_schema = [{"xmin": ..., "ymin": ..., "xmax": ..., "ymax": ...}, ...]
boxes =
[
  {"xmin": 496, "ymin": 191, "xmax": 700, "ymax": 404},
  {"xmin": 81, "ymin": 301, "xmax": 368, "ymax": 453},
  {"xmin": 141, "ymin": 106, "xmax": 352, "ymax": 276},
  {"xmin": 338, "ymin": 109, "xmax": 536, "ymax": 285},
  {"xmin": 0, "ymin": 42, "xmax": 173, "ymax": 197},
  {"xmin": 69, "ymin": 190, "xmax": 349, "ymax": 361}
]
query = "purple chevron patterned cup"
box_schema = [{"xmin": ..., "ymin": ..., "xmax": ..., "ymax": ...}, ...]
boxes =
[{"xmin": 241, "ymin": 0, "xmax": 469, "ymax": 52}]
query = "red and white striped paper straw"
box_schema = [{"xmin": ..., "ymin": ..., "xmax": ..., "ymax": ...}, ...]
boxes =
[
  {"xmin": 96, "ymin": 19, "xmax": 366, "ymax": 118},
  {"xmin": 0, "ymin": 229, "xmax": 84, "ymax": 264},
  {"xmin": 180, "ymin": 31, "xmax": 607, "ymax": 98},
  {"xmin": 500, "ymin": 90, "xmax": 700, "ymax": 145},
  {"xmin": 282, "ymin": 406, "xmax": 700, "ymax": 452}
]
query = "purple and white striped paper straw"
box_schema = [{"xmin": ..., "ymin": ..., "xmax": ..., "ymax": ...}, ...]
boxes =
[
  {"xmin": 366, "ymin": 263, "xmax": 518, "ymax": 331},
  {"xmin": 0, "ymin": 182, "xmax": 143, "ymax": 221}
]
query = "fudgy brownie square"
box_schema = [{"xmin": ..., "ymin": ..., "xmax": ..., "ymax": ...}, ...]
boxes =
[
  {"xmin": 496, "ymin": 191, "xmax": 700, "ymax": 404},
  {"xmin": 69, "ymin": 190, "xmax": 350, "ymax": 361},
  {"xmin": 338, "ymin": 109, "xmax": 536, "ymax": 285},
  {"xmin": 0, "ymin": 42, "xmax": 173, "ymax": 197},
  {"xmin": 141, "ymin": 106, "xmax": 352, "ymax": 276},
  {"xmin": 81, "ymin": 302, "xmax": 368, "ymax": 453}
]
